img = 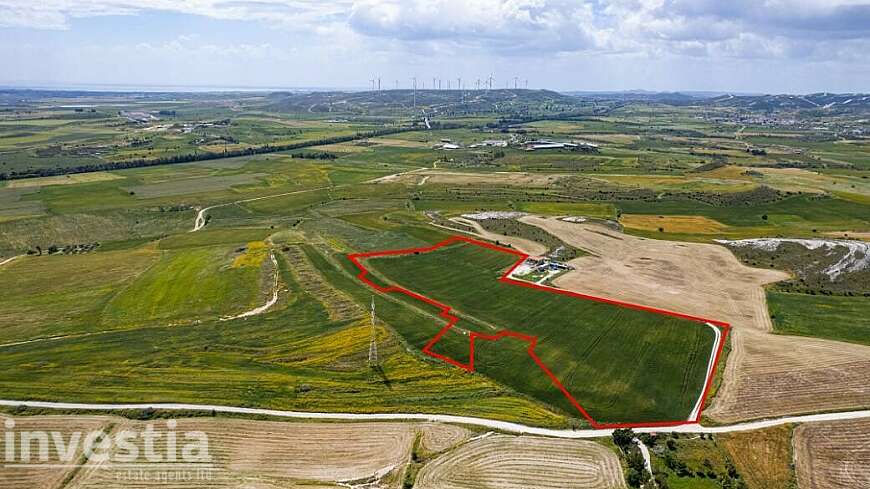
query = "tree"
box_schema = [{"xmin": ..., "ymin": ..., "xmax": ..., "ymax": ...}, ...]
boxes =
[{"xmin": 612, "ymin": 428, "xmax": 636, "ymax": 452}]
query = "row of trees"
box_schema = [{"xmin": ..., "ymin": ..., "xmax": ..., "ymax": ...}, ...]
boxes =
[{"xmin": 0, "ymin": 126, "xmax": 417, "ymax": 181}]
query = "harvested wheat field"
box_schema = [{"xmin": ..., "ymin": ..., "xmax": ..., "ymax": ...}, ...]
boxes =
[
  {"xmin": 719, "ymin": 424, "xmax": 796, "ymax": 489},
  {"xmin": 794, "ymin": 418, "xmax": 870, "ymax": 489},
  {"xmin": 1, "ymin": 415, "xmax": 480, "ymax": 489},
  {"xmin": 282, "ymin": 244, "xmax": 364, "ymax": 320},
  {"xmin": 414, "ymin": 434, "xmax": 625, "ymax": 489},
  {"xmin": 520, "ymin": 216, "xmax": 870, "ymax": 423},
  {"xmin": 0, "ymin": 415, "xmax": 113, "ymax": 489},
  {"xmin": 54, "ymin": 417, "xmax": 429, "ymax": 489},
  {"xmin": 419, "ymin": 423, "xmax": 472, "ymax": 453},
  {"xmin": 619, "ymin": 214, "xmax": 730, "ymax": 234}
]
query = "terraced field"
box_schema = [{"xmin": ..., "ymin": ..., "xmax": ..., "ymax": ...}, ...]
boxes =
[
  {"xmin": 359, "ymin": 238, "xmax": 720, "ymax": 426},
  {"xmin": 414, "ymin": 434, "xmax": 625, "ymax": 489}
]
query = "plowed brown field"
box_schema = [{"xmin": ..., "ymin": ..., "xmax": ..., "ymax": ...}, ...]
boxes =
[{"xmin": 520, "ymin": 216, "xmax": 870, "ymax": 423}]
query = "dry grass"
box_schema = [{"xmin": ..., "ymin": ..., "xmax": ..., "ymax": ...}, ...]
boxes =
[
  {"xmin": 6, "ymin": 172, "xmax": 124, "ymax": 188},
  {"xmin": 231, "ymin": 241, "xmax": 268, "ymax": 268},
  {"xmin": 414, "ymin": 434, "xmax": 625, "ymax": 489},
  {"xmin": 619, "ymin": 214, "xmax": 730, "ymax": 234},
  {"xmin": 418, "ymin": 424, "xmax": 472, "ymax": 454},
  {"xmin": 58, "ymin": 417, "xmax": 417, "ymax": 489},
  {"xmin": 1, "ymin": 415, "xmax": 580, "ymax": 489},
  {"xmin": 794, "ymin": 418, "xmax": 870, "ymax": 489},
  {"xmin": 824, "ymin": 231, "xmax": 870, "ymax": 241},
  {"xmin": 521, "ymin": 216, "xmax": 870, "ymax": 423},
  {"xmin": 719, "ymin": 424, "xmax": 796, "ymax": 489}
]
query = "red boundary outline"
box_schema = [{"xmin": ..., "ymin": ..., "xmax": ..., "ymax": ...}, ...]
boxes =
[{"xmin": 347, "ymin": 235, "xmax": 730, "ymax": 429}]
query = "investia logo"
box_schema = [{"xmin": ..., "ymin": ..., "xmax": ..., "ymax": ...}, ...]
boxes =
[{"xmin": 3, "ymin": 419, "xmax": 211, "ymax": 467}]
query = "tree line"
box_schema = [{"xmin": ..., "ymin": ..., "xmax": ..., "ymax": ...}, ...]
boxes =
[{"xmin": 0, "ymin": 126, "xmax": 418, "ymax": 181}]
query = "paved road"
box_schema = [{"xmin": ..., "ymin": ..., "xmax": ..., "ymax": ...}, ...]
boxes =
[{"xmin": 1, "ymin": 399, "xmax": 868, "ymax": 439}]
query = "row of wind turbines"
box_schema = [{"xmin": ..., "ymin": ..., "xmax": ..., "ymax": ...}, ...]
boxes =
[{"xmin": 367, "ymin": 75, "xmax": 529, "ymax": 91}]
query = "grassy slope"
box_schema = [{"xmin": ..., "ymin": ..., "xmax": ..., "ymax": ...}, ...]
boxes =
[
  {"xmin": 0, "ymin": 249, "xmax": 566, "ymax": 427},
  {"xmin": 103, "ymin": 245, "xmax": 266, "ymax": 326},
  {"xmin": 0, "ymin": 246, "xmax": 159, "ymax": 343},
  {"xmin": 768, "ymin": 291, "xmax": 870, "ymax": 347},
  {"xmin": 365, "ymin": 241, "xmax": 716, "ymax": 425}
]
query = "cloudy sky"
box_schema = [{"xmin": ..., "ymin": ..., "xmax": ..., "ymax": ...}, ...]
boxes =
[{"xmin": 1, "ymin": 0, "xmax": 868, "ymax": 93}]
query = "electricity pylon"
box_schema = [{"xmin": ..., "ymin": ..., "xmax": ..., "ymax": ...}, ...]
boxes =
[{"xmin": 368, "ymin": 296, "xmax": 379, "ymax": 366}]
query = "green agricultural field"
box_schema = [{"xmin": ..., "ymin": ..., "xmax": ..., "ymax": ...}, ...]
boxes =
[
  {"xmin": 0, "ymin": 246, "xmax": 159, "ymax": 343},
  {"xmin": 0, "ymin": 248, "xmax": 566, "ymax": 428},
  {"xmin": 103, "ymin": 244, "xmax": 271, "ymax": 326},
  {"xmin": 768, "ymin": 291, "xmax": 870, "ymax": 346},
  {"xmin": 362, "ymin": 240, "xmax": 718, "ymax": 425},
  {"xmin": 2, "ymin": 89, "xmax": 869, "ymax": 435}
]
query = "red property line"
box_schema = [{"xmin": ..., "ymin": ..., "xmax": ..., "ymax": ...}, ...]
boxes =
[{"xmin": 347, "ymin": 235, "xmax": 730, "ymax": 429}]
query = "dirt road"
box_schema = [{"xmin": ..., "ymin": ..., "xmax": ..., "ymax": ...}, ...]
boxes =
[
  {"xmin": 220, "ymin": 252, "xmax": 281, "ymax": 321},
  {"xmin": 191, "ymin": 185, "xmax": 333, "ymax": 232},
  {"xmin": 1, "ymin": 399, "xmax": 868, "ymax": 439}
]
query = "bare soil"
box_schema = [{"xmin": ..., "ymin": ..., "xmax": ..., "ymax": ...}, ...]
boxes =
[{"xmin": 521, "ymin": 216, "xmax": 870, "ymax": 423}]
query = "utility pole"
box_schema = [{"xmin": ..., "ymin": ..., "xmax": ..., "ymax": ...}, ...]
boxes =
[
  {"xmin": 368, "ymin": 296, "xmax": 379, "ymax": 366},
  {"xmin": 411, "ymin": 77, "xmax": 417, "ymax": 109}
]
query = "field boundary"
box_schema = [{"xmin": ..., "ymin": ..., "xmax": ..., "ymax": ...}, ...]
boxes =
[{"xmin": 347, "ymin": 235, "xmax": 730, "ymax": 429}]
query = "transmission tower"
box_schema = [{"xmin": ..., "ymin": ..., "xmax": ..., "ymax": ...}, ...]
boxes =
[{"xmin": 368, "ymin": 296, "xmax": 379, "ymax": 366}]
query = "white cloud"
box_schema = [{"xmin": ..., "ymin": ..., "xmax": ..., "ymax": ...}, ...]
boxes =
[{"xmin": 0, "ymin": 0, "xmax": 868, "ymax": 82}]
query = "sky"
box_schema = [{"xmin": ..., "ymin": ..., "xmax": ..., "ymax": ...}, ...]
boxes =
[{"xmin": 0, "ymin": 0, "xmax": 869, "ymax": 94}]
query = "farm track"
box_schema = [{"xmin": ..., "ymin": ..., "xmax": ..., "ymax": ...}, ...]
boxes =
[
  {"xmin": 191, "ymin": 185, "xmax": 334, "ymax": 232},
  {"xmin": 0, "ymin": 254, "xmax": 22, "ymax": 267},
  {"xmin": 282, "ymin": 245, "xmax": 364, "ymax": 321},
  {"xmin": 220, "ymin": 251, "xmax": 281, "ymax": 321}
]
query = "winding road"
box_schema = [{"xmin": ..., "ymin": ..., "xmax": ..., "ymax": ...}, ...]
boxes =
[
  {"xmin": 0, "ymin": 255, "xmax": 22, "ymax": 267},
  {"xmin": 191, "ymin": 185, "xmax": 333, "ymax": 232},
  {"xmin": 0, "ymin": 399, "xmax": 867, "ymax": 439}
]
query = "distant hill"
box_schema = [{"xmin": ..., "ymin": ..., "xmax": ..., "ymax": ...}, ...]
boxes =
[
  {"xmin": 705, "ymin": 93, "xmax": 870, "ymax": 112},
  {"xmin": 566, "ymin": 90, "xmax": 870, "ymax": 113},
  {"xmin": 263, "ymin": 89, "xmax": 588, "ymax": 116}
]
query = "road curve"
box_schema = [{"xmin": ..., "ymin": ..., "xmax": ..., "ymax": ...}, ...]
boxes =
[
  {"xmin": 0, "ymin": 255, "xmax": 22, "ymax": 267},
  {"xmin": 1, "ymin": 399, "xmax": 868, "ymax": 439},
  {"xmin": 191, "ymin": 185, "xmax": 333, "ymax": 232}
]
